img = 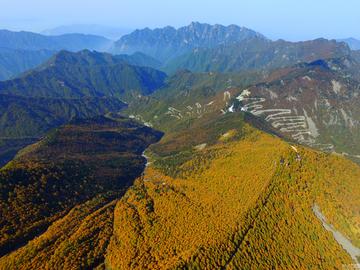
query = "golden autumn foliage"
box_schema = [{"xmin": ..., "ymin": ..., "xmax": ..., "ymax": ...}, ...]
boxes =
[
  {"xmin": 0, "ymin": 195, "xmax": 116, "ymax": 270},
  {"xmin": 105, "ymin": 127, "xmax": 359, "ymax": 269},
  {"xmin": 1, "ymin": 113, "xmax": 359, "ymax": 269},
  {"xmin": 0, "ymin": 116, "xmax": 162, "ymax": 268}
]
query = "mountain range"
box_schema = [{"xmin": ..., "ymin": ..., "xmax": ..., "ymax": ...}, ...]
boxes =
[
  {"xmin": 0, "ymin": 29, "xmax": 112, "ymax": 80},
  {"xmin": 113, "ymin": 22, "xmax": 266, "ymax": 62},
  {"xmin": 1, "ymin": 23, "xmax": 359, "ymax": 81},
  {"xmin": 164, "ymin": 37, "xmax": 351, "ymax": 73},
  {"xmin": 234, "ymin": 57, "xmax": 360, "ymax": 157},
  {"xmin": 0, "ymin": 50, "xmax": 166, "ymax": 99},
  {"xmin": 0, "ymin": 50, "xmax": 166, "ymax": 166},
  {"xmin": 0, "ymin": 22, "xmax": 359, "ymax": 269}
]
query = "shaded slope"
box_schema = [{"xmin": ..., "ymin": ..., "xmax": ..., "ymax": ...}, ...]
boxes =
[
  {"xmin": 0, "ymin": 48, "xmax": 55, "ymax": 81},
  {"xmin": 0, "ymin": 116, "xmax": 163, "ymax": 259},
  {"xmin": 115, "ymin": 52, "xmax": 162, "ymax": 69},
  {"xmin": 0, "ymin": 94, "xmax": 126, "ymax": 138},
  {"xmin": 0, "ymin": 50, "xmax": 167, "ymax": 100},
  {"xmin": 0, "ymin": 94, "xmax": 126, "ymax": 167},
  {"xmin": 0, "ymin": 196, "xmax": 117, "ymax": 269},
  {"xmin": 0, "ymin": 138, "xmax": 37, "ymax": 169},
  {"xmin": 0, "ymin": 49, "xmax": 166, "ymax": 167}
]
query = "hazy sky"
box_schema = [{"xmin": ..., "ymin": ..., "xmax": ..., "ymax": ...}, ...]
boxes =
[{"xmin": 1, "ymin": 0, "xmax": 359, "ymax": 41}]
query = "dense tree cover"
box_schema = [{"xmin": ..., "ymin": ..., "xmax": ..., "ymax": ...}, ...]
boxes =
[
  {"xmin": 311, "ymin": 154, "xmax": 360, "ymax": 247},
  {"xmin": 0, "ymin": 94, "xmax": 126, "ymax": 138},
  {"xmin": 0, "ymin": 47, "xmax": 55, "ymax": 81},
  {"xmin": 0, "ymin": 50, "xmax": 166, "ymax": 100},
  {"xmin": 0, "ymin": 195, "xmax": 117, "ymax": 270},
  {"xmin": 0, "ymin": 116, "xmax": 162, "ymax": 263},
  {"xmin": 1, "ymin": 24, "xmax": 360, "ymax": 269},
  {"xmin": 105, "ymin": 126, "xmax": 359, "ymax": 269},
  {"xmin": 0, "ymin": 138, "xmax": 37, "ymax": 167},
  {"xmin": 0, "ymin": 114, "xmax": 358, "ymax": 269},
  {"xmin": 150, "ymin": 112, "xmax": 247, "ymax": 170},
  {"xmin": 105, "ymin": 129, "xmax": 285, "ymax": 269},
  {"xmin": 0, "ymin": 60, "xmax": 359, "ymax": 268},
  {"xmin": 0, "ymin": 49, "xmax": 167, "ymax": 161}
]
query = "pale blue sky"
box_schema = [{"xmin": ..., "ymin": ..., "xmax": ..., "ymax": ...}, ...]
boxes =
[{"xmin": 1, "ymin": 0, "xmax": 359, "ymax": 41}]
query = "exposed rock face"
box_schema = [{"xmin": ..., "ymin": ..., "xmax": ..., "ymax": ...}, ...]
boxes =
[{"xmin": 235, "ymin": 58, "xmax": 360, "ymax": 155}]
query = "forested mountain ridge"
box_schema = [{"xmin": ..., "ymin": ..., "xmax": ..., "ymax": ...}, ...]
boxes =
[
  {"xmin": 0, "ymin": 94, "xmax": 127, "ymax": 138},
  {"xmin": 0, "ymin": 50, "xmax": 167, "ymax": 99},
  {"xmin": 0, "ymin": 50, "xmax": 166, "ymax": 167},
  {"xmin": 0, "ymin": 21, "xmax": 360, "ymax": 269},
  {"xmin": 0, "ymin": 116, "xmax": 163, "ymax": 266},
  {"xmin": 0, "ymin": 48, "xmax": 55, "ymax": 81},
  {"xmin": 1, "ymin": 96, "xmax": 359, "ymax": 269},
  {"xmin": 0, "ymin": 29, "xmax": 113, "ymax": 81},
  {"xmin": 164, "ymin": 37, "xmax": 352, "ymax": 73},
  {"xmin": 105, "ymin": 122, "xmax": 360, "ymax": 269},
  {"xmin": 0, "ymin": 92, "xmax": 127, "ymax": 167},
  {"xmin": 124, "ymin": 55, "xmax": 360, "ymax": 163}
]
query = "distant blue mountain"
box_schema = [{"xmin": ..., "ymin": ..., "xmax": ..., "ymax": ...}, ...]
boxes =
[
  {"xmin": 0, "ymin": 47, "xmax": 55, "ymax": 81},
  {"xmin": 0, "ymin": 29, "xmax": 113, "ymax": 80},
  {"xmin": 114, "ymin": 22, "xmax": 267, "ymax": 62},
  {"xmin": 41, "ymin": 24, "xmax": 132, "ymax": 40},
  {"xmin": 0, "ymin": 29, "xmax": 112, "ymax": 52},
  {"xmin": 337, "ymin": 37, "xmax": 360, "ymax": 50}
]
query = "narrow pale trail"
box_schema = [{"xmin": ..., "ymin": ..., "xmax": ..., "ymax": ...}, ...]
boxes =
[
  {"xmin": 313, "ymin": 204, "xmax": 360, "ymax": 264},
  {"xmin": 141, "ymin": 150, "xmax": 151, "ymax": 168}
]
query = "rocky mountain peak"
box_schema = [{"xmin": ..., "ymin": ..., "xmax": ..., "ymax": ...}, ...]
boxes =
[{"xmin": 114, "ymin": 22, "xmax": 266, "ymax": 61}]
